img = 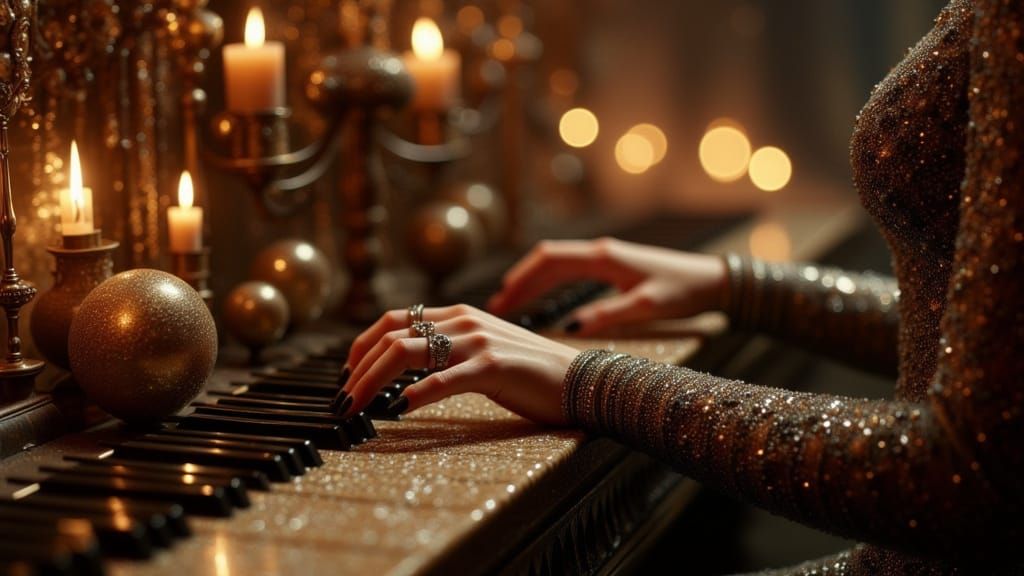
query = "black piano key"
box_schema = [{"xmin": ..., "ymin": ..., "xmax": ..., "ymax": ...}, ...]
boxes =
[
  {"xmin": 340, "ymin": 413, "xmax": 375, "ymax": 444},
  {"xmin": 365, "ymin": 390, "xmax": 396, "ymax": 418},
  {"xmin": 253, "ymin": 370, "xmax": 339, "ymax": 384},
  {"xmin": 0, "ymin": 506, "xmax": 153, "ymax": 559},
  {"xmin": 64, "ymin": 455, "xmax": 270, "ymax": 493},
  {"xmin": 110, "ymin": 440, "xmax": 293, "ymax": 482},
  {"xmin": 191, "ymin": 402, "xmax": 346, "ymax": 426},
  {"xmin": 243, "ymin": 379, "xmax": 339, "ymax": 397},
  {"xmin": 211, "ymin": 389, "xmax": 332, "ymax": 404},
  {"xmin": 0, "ymin": 521, "xmax": 103, "ymax": 576},
  {"xmin": 38, "ymin": 464, "xmax": 250, "ymax": 510},
  {"xmin": 151, "ymin": 428, "xmax": 322, "ymax": 468},
  {"xmin": 11, "ymin": 474, "xmax": 234, "ymax": 518},
  {"xmin": 139, "ymin": 432, "xmax": 304, "ymax": 478},
  {"xmin": 176, "ymin": 413, "xmax": 352, "ymax": 451},
  {"xmin": 355, "ymin": 412, "xmax": 377, "ymax": 439},
  {"xmin": 210, "ymin": 395, "xmax": 332, "ymax": 412},
  {"xmin": 1, "ymin": 492, "xmax": 190, "ymax": 538}
]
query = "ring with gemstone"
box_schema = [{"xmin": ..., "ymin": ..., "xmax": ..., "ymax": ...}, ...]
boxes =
[
  {"xmin": 407, "ymin": 303, "xmax": 425, "ymax": 327},
  {"xmin": 410, "ymin": 321, "xmax": 435, "ymax": 338},
  {"xmin": 427, "ymin": 333, "xmax": 452, "ymax": 371}
]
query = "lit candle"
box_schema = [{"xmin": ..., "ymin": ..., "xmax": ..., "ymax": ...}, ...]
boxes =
[
  {"xmin": 402, "ymin": 18, "xmax": 461, "ymax": 111},
  {"xmin": 59, "ymin": 140, "xmax": 95, "ymax": 237},
  {"xmin": 168, "ymin": 171, "xmax": 203, "ymax": 253},
  {"xmin": 223, "ymin": 7, "xmax": 285, "ymax": 113}
]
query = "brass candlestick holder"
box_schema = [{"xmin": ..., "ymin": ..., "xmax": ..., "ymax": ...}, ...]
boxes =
[
  {"xmin": 171, "ymin": 248, "xmax": 213, "ymax": 310},
  {"xmin": 30, "ymin": 231, "xmax": 118, "ymax": 370},
  {"xmin": 0, "ymin": 0, "xmax": 44, "ymax": 402}
]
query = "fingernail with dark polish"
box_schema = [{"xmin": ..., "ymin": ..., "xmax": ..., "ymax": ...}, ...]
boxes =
[
  {"xmin": 329, "ymin": 388, "xmax": 349, "ymax": 412},
  {"xmin": 386, "ymin": 396, "xmax": 409, "ymax": 417},
  {"xmin": 335, "ymin": 395, "xmax": 353, "ymax": 418},
  {"xmin": 564, "ymin": 319, "xmax": 582, "ymax": 334},
  {"xmin": 338, "ymin": 366, "xmax": 351, "ymax": 385}
]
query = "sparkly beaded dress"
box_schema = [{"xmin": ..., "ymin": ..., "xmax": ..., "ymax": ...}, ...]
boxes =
[{"xmin": 563, "ymin": 1, "xmax": 1024, "ymax": 573}]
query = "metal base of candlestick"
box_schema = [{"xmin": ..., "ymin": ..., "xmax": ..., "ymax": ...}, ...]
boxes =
[
  {"xmin": 30, "ymin": 230, "xmax": 119, "ymax": 370},
  {"xmin": 0, "ymin": 359, "xmax": 44, "ymax": 403},
  {"xmin": 171, "ymin": 248, "xmax": 213, "ymax": 310}
]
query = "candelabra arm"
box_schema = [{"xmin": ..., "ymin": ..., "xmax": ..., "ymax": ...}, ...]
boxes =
[{"xmin": 376, "ymin": 126, "xmax": 470, "ymax": 164}]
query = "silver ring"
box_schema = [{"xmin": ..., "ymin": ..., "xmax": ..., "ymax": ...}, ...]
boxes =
[
  {"xmin": 407, "ymin": 303, "xmax": 425, "ymax": 326},
  {"xmin": 410, "ymin": 321, "xmax": 435, "ymax": 338},
  {"xmin": 427, "ymin": 333, "xmax": 452, "ymax": 371}
]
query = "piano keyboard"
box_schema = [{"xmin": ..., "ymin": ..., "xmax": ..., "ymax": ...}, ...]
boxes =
[
  {"xmin": 0, "ymin": 214, "xmax": 751, "ymax": 575},
  {"xmin": 0, "ymin": 282, "xmax": 612, "ymax": 576}
]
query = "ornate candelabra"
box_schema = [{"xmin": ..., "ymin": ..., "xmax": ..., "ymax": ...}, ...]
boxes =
[
  {"xmin": 0, "ymin": 0, "xmax": 44, "ymax": 400},
  {"xmin": 208, "ymin": 1, "xmax": 412, "ymax": 324}
]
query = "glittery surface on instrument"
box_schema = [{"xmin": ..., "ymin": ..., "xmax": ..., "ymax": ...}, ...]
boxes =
[{"xmin": 567, "ymin": 1, "xmax": 1024, "ymax": 573}]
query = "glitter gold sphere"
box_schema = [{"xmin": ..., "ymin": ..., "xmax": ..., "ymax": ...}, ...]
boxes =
[
  {"xmin": 250, "ymin": 240, "xmax": 333, "ymax": 326},
  {"xmin": 68, "ymin": 269, "xmax": 217, "ymax": 424},
  {"xmin": 407, "ymin": 201, "xmax": 486, "ymax": 281},
  {"xmin": 223, "ymin": 281, "xmax": 290, "ymax": 350}
]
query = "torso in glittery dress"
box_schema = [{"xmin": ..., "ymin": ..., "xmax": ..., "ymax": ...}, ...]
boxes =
[{"xmin": 563, "ymin": 0, "xmax": 1024, "ymax": 573}]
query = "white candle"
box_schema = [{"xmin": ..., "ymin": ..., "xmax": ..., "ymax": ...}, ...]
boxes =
[
  {"xmin": 223, "ymin": 7, "xmax": 286, "ymax": 113},
  {"xmin": 168, "ymin": 171, "xmax": 203, "ymax": 253},
  {"xmin": 59, "ymin": 140, "xmax": 95, "ymax": 237},
  {"xmin": 402, "ymin": 18, "xmax": 461, "ymax": 111}
]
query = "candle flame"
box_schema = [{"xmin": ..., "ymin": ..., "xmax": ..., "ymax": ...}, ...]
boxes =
[
  {"xmin": 244, "ymin": 7, "xmax": 266, "ymax": 48},
  {"xmin": 69, "ymin": 140, "xmax": 84, "ymax": 222},
  {"xmin": 178, "ymin": 170, "xmax": 194, "ymax": 209},
  {"xmin": 411, "ymin": 18, "xmax": 444, "ymax": 61}
]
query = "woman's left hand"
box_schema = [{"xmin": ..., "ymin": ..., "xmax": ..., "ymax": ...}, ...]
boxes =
[{"xmin": 340, "ymin": 305, "xmax": 579, "ymax": 426}]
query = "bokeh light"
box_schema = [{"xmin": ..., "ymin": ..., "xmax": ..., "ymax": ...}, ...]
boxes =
[
  {"xmin": 749, "ymin": 222, "xmax": 792, "ymax": 261},
  {"xmin": 626, "ymin": 123, "xmax": 668, "ymax": 164},
  {"xmin": 698, "ymin": 122, "xmax": 751, "ymax": 182},
  {"xmin": 748, "ymin": 146, "xmax": 792, "ymax": 192},
  {"xmin": 559, "ymin": 108, "xmax": 600, "ymax": 148},
  {"xmin": 615, "ymin": 132, "xmax": 656, "ymax": 175}
]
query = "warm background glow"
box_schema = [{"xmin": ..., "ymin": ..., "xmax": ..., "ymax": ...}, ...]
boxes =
[
  {"xmin": 244, "ymin": 7, "xmax": 265, "ymax": 47},
  {"xmin": 411, "ymin": 18, "xmax": 444, "ymax": 60},
  {"xmin": 748, "ymin": 222, "xmax": 792, "ymax": 261},
  {"xmin": 698, "ymin": 122, "xmax": 751, "ymax": 183},
  {"xmin": 559, "ymin": 108, "xmax": 599, "ymax": 148},
  {"xmin": 748, "ymin": 146, "xmax": 793, "ymax": 192}
]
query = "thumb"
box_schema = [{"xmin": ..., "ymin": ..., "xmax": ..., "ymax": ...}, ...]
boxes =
[{"xmin": 566, "ymin": 289, "xmax": 657, "ymax": 337}]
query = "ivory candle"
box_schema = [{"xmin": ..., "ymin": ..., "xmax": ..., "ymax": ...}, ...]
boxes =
[
  {"xmin": 168, "ymin": 171, "xmax": 203, "ymax": 253},
  {"xmin": 402, "ymin": 18, "xmax": 461, "ymax": 111},
  {"xmin": 223, "ymin": 7, "xmax": 285, "ymax": 113},
  {"xmin": 59, "ymin": 140, "xmax": 95, "ymax": 237}
]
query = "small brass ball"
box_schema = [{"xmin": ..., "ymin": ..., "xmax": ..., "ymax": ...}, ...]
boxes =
[
  {"xmin": 250, "ymin": 240, "xmax": 333, "ymax": 326},
  {"xmin": 223, "ymin": 281, "xmax": 289, "ymax": 350},
  {"xmin": 407, "ymin": 201, "xmax": 486, "ymax": 281},
  {"xmin": 68, "ymin": 269, "xmax": 217, "ymax": 425},
  {"xmin": 443, "ymin": 181, "xmax": 506, "ymax": 245}
]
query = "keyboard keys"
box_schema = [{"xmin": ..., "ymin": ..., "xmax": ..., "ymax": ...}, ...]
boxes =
[{"xmin": 109, "ymin": 440, "xmax": 293, "ymax": 482}]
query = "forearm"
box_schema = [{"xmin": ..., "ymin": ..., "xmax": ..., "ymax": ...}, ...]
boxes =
[
  {"xmin": 563, "ymin": 351, "xmax": 1013, "ymax": 564},
  {"xmin": 721, "ymin": 254, "xmax": 900, "ymax": 377}
]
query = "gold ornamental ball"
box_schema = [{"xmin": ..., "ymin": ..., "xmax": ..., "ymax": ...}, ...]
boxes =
[
  {"xmin": 250, "ymin": 240, "xmax": 333, "ymax": 326},
  {"xmin": 407, "ymin": 201, "xmax": 487, "ymax": 281},
  {"xmin": 442, "ymin": 181, "xmax": 506, "ymax": 245},
  {"xmin": 223, "ymin": 281, "xmax": 290, "ymax": 349},
  {"xmin": 68, "ymin": 269, "xmax": 218, "ymax": 425}
]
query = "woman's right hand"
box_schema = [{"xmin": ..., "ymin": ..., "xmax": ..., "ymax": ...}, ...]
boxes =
[{"xmin": 487, "ymin": 237, "xmax": 727, "ymax": 337}]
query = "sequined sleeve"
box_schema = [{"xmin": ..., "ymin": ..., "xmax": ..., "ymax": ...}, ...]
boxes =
[
  {"xmin": 721, "ymin": 254, "xmax": 900, "ymax": 376},
  {"xmin": 565, "ymin": 4, "xmax": 1024, "ymax": 563}
]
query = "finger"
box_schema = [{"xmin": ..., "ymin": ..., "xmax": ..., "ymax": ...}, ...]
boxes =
[
  {"xmin": 488, "ymin": 240, "xmax": 625, "ymax": 315},
  {"xmin": 565, "ymin": 289, "xmax": 657, "ymax": 337},
  {"xmin": 392, "ymin": 359, "xmax": 489, "ymax": 415},
  {"xmin": 345, "ymin": 327, "xmax": 414, "ymax": 394},
  {"xmin": 344, "ymin": 335, "xmax": 480, "ymax": 417},
  {"xmin": 346, "ymin": 310, "xmax": 407, "ymax": 372}
]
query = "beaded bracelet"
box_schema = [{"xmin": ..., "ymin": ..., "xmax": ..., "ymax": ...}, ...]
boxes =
[{"xmin": 561, "ymin": 350, "xmax": 604, "ymax": 424}]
